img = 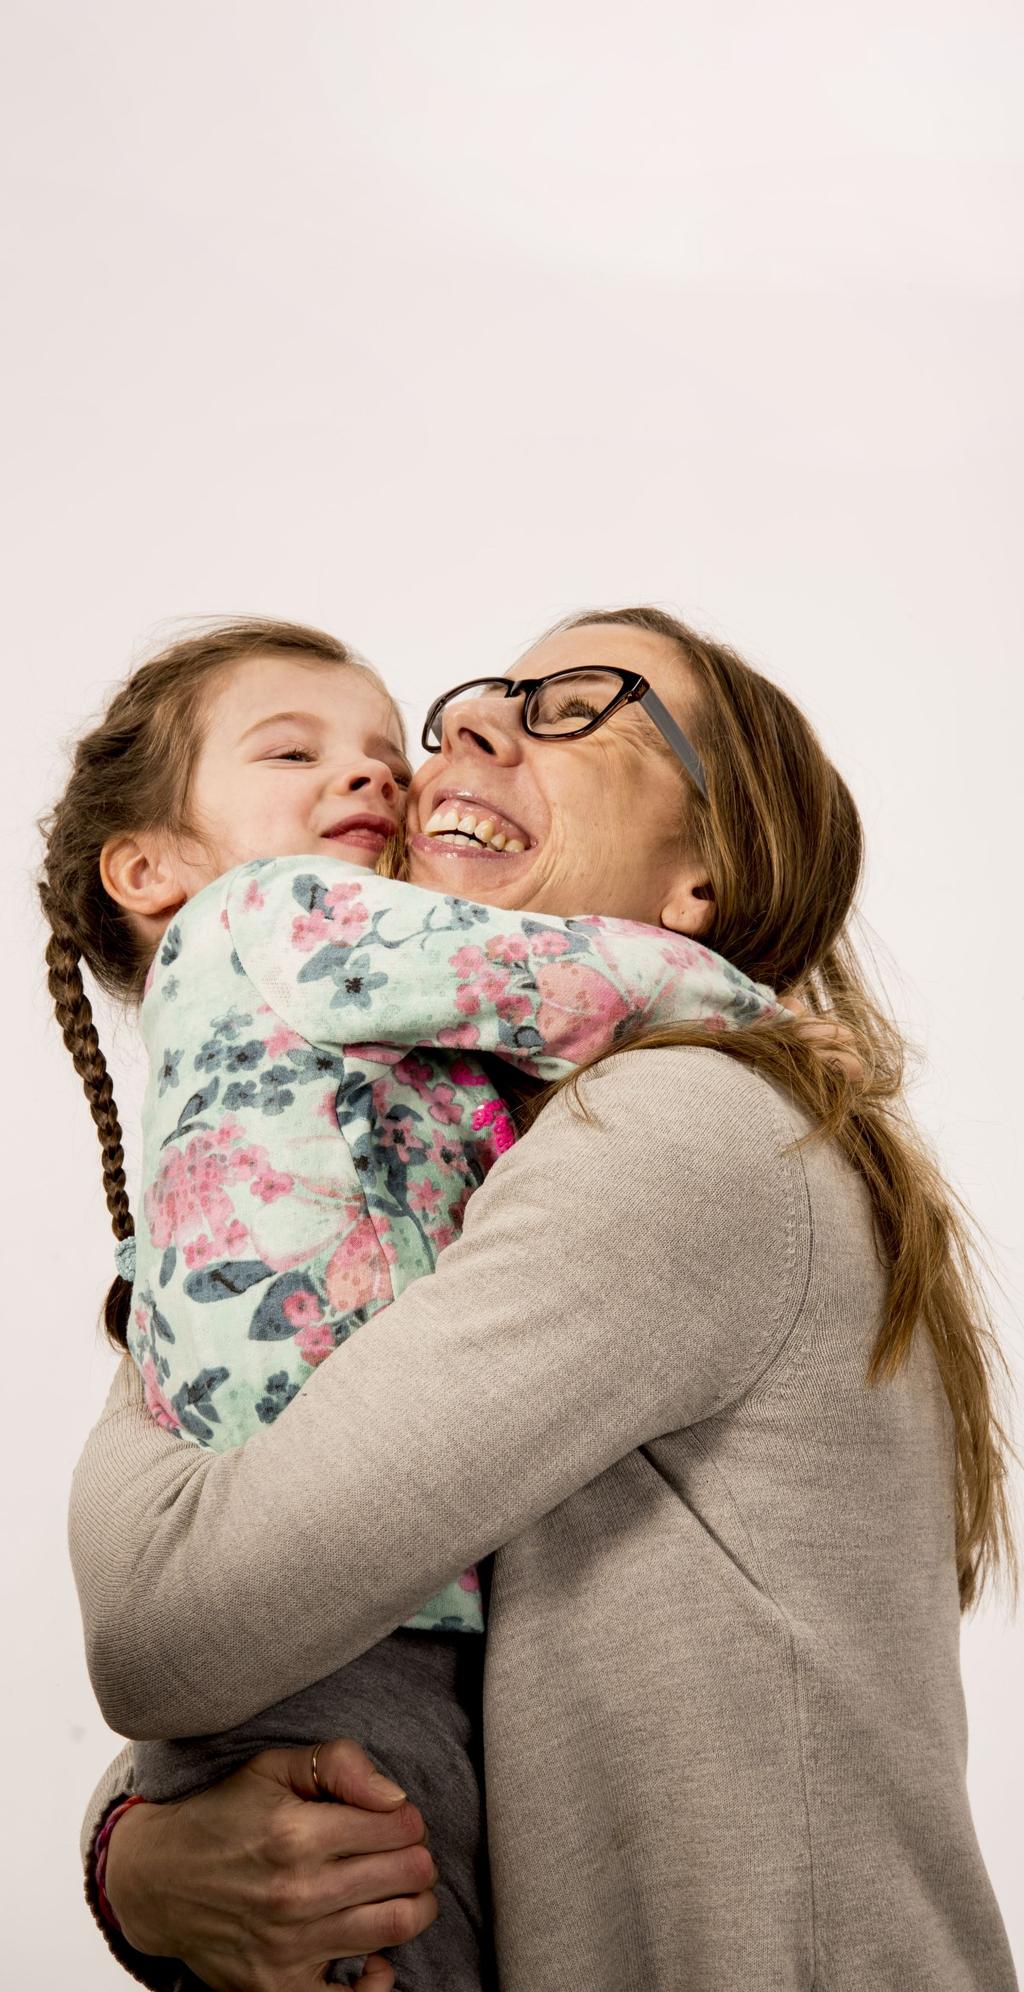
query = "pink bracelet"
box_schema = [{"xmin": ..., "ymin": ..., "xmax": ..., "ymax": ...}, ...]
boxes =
[{"xmin": 94, "ymin": 1793, "xmax": 148, "ymax": 1934}]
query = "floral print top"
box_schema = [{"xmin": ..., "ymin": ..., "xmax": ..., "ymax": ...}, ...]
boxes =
[{"xmin": 132, "ymin": 856, "xmax": 777, "ymax": 1635}]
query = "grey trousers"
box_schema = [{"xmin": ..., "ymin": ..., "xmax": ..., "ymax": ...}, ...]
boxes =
[{"xmin": 134, "ymin": 1622, "xmax": 495, "ymax": 1990}]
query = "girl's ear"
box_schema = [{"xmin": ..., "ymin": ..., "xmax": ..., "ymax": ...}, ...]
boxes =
[{"xmin": 100, "ymin": 834, "xmax": 188, "ymax": 922}]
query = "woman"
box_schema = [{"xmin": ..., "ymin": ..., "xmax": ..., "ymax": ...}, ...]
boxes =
[{"xmin": 70, "ymin": 607, "xmax": 1016, "ymax": 1991}]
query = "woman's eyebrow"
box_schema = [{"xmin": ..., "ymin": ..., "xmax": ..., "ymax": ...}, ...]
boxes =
[{"xmin": 237, "ymin": 710, "xmax": 323, "ymax": 744}]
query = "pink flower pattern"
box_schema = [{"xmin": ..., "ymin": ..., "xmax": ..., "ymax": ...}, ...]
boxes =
[
  {"xmin": 295, "ymin": 1319, "xmax": 335, "ymax": 1367},
  {"xmin": 534, "ymin": 961, "xmax": 631, "ymax": 1064},
  {"xmin": 283, "ymin": 1290, "xmax": 324, "ymax": 1329}
]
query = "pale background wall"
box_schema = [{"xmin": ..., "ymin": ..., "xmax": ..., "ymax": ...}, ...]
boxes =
[{"xmin": 2, "ymin": 2, "xmax": 1021, "ymax": 1982}]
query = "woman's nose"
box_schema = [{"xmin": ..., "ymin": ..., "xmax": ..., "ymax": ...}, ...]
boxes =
[{"xmin": 439, "ymin": 695, "xmax": 523, "ymax": 764}]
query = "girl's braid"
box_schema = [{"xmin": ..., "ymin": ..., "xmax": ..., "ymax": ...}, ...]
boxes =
[
  {"xmin": 44, "ymin": 923, "xmax": 133, "ymax": 1243},
  {"xmin": 42, "ymin": 902, "xmax": 135, "ymax": 1347}
]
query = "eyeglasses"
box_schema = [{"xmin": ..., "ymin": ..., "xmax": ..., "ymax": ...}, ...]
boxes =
[{"xmin": 421, "ymin": 667, "xmax": 708, "ymax": 799}]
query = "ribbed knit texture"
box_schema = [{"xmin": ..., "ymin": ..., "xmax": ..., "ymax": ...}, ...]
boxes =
[{"xmin": 73, "ymin": 1049, "xmax": 1016, "ymax": 1990}]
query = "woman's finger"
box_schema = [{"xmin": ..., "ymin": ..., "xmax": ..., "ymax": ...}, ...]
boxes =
[
  {"xmin": 254, "ymin": 1737, "xmax": 409, "ymax": 1810},
  {"xmin": 306, "ymin": 1887, "xmax": 441, "ymax": 1963},
  {"xmin": 265, "ymin": 1789, "xmax": 430, "ymax": 1871},
  {"xmin": 295, "ymin": 1842, "xmax": 439, "ymax": 1924}
]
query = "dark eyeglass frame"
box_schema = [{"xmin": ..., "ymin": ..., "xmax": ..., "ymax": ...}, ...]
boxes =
[{"xmin": 421, "ymin": 667, "xmax": 708, "ymax": 799}]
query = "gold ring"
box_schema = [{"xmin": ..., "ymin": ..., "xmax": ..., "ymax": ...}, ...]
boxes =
[{"xmin": 310, "ymin": 1742, "xmax": 327, "ymax": 1797}]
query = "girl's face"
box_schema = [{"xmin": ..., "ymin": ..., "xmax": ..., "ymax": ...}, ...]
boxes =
[
  {"xmin": 174, "ymin": 652, "xmax": 411, "ymax": 888},
  {"xmin": 101, "ymin": 653, "xmax": 411, "ymax": 934}
]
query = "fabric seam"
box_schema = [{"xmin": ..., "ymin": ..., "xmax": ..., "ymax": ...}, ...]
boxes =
[{"xmin": 640, "ymin": 1432, "xmax": 819, "ymax": 1988}]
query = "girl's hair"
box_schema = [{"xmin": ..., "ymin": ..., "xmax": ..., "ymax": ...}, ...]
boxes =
[
  {"xmin": 543, "ymin": 605, "xmax": 1015, "ymax": 1611},
  {"xmin": 38, "ymin": 618, "xmax": 392, "ymax": 1351}
]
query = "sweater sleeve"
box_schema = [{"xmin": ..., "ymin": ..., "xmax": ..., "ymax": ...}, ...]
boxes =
[
  {"xmin": 80, "ymin": 1748, "xmax": 189, "ymax": 1990},
  {"xmin": 227, "ymin": 859, "xmax": 776, "ymax": 1076},
  {"xmin": 70, "ymin": 1048, "xmax": 811, "ymax": 1740}
]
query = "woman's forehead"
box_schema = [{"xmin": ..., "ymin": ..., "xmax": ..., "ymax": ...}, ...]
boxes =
[{"xmin": 515, "ymin": 621, "xmax": 680, "ymax": 683}]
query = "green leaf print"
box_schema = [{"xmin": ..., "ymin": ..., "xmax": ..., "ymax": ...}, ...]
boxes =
[{"xmin": 183, "ymin": 1260, "xmax": 274, "ymax": 1303}]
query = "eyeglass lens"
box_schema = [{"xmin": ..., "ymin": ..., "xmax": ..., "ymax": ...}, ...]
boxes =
[{"xmin": 425, "ymin": 671, "xmax": 623, "ymax": 745}]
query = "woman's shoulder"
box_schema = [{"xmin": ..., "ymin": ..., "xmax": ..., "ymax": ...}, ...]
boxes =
[
  {"xmin": 569, "ymin": 1041, "xmax": 871, "ymax": 1231},
  {"xmin": 524, "ymin": 1044, "xmax": 813, "ymax": 1271},
  {"xmin": 519, "ymin": 1043, "xmax": 880, "ymax": 1407},
  {"xmin": 567, "ymin": 1044, "xmax": 880, "ymax": 1308},
  {"xmin": 563, "ymin": 1042, "xmax": 811, "ymax": 1168},
  {"xmin": 473, "ymin": 1044, "xmax": 815, "ymax": 1416}
]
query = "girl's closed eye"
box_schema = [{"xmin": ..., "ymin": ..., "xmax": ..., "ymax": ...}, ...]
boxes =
[{"xmin": 262, "ymin": 748, "xmax": 410, "ymax": 781}]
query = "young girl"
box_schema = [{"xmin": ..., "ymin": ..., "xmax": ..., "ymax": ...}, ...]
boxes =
[{"xmin": 41, "ymin": 618, "xmax": 778, "ymax": 1989}]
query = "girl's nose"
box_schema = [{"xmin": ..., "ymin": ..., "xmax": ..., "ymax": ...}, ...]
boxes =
[{"xmin": 329, "ymin": 760, "xmax": 401, "ymax": 807}]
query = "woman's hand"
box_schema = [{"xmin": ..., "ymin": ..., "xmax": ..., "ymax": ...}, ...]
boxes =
[{"xmin": 104, "ymin": 1738, "xmax": 439, "ymax": 1992}]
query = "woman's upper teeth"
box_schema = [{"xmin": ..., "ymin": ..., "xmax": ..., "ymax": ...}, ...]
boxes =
[{"xmin": 424, "ymin": 806, "xmax": 526, "ymax": 853}]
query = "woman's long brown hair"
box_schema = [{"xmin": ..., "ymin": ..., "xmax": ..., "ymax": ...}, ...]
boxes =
[
  {"xmin": 538, "ymin": 606, "xmax": 1015, "ymax": 1611},
  {"xmin": 38, "ymin": 618, "xmax": 394, "ymax": 1350}
]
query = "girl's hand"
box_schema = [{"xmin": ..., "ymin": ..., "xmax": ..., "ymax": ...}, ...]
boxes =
[
  {"xmin": 779, "ymin": 988, "xmax": 863, "ymax": 1081},
  {"xmin": 104, "ymin": 1737, "xmax": 439, "ymax": 1992}
]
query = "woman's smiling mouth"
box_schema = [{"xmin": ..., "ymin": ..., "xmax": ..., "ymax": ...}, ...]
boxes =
[{"xmin": 420, "ymin": 790, "xmax": 533, "ymax": 856}]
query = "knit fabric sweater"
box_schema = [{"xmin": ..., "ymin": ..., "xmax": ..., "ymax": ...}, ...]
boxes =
[{"xmin": 73, "ymin": 1048, "xmax": 1017, "ymax": 1990}]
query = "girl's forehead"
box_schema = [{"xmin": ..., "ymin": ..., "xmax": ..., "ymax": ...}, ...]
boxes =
[{"xmin": 205, "ymin": 652, "xmax": 398, "ymax": 738}]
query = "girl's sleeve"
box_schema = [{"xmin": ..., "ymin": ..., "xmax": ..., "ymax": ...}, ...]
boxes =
[
  {"xmin": 227, "ymin": 860, "xmax": 776, "ymax": 1080},
  {"xmin": 69, "ymin": 1048, "xmax": 811, "ymax": 1741}
]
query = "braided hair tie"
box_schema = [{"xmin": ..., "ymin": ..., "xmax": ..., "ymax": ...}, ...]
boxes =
[{"xmin": 114, "ymin": 1236, "xmax": 137, "ymax": 1285}]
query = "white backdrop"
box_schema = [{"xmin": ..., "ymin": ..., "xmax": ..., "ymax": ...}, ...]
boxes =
[{"xmin": 2, "ymin": 3, "xmax": 1021, "ymax": 1983}]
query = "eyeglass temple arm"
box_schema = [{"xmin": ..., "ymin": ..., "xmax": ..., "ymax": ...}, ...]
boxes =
[{"xmin": 639, "ymin": 688, "xmax": 708, "ymax": 799}]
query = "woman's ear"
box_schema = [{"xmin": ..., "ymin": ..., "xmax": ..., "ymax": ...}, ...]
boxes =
[
  {"xmin": 660, "ymin": 870, "xmax": 716, "ymax": 939},
  {"xmin": 100, "ymin": 833, "xmax": 188, "ymax": 922}
]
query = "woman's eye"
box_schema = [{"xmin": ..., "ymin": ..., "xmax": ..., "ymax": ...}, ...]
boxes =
[
  {"xmin": 393, "ymin": 769, "xmax": 413, "ymax": 790},
  {"xmin": 550, "ymin": 697, "xmax": 600, "ymax": 722},
  {"xmin": 268, "ymin": 748, "xmax": 315, "ymax": 764}
]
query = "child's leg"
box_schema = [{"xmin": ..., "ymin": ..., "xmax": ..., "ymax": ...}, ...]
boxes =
[{"xmin": 134, "ymin": 1628, "xmax": 494, "ymax": 1990}]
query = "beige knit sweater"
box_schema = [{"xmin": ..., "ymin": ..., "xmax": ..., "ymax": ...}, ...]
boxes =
[{"xmin": 72, "ymin": 1048, "xmax": 1016, "ymax": 1990}]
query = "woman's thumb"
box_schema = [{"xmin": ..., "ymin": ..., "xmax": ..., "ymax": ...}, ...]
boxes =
[{"xmin": 283, "ymin": 1736, "xmax": 408, "ymax": 1809}]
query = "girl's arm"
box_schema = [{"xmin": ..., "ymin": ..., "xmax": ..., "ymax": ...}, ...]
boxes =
[
  {"xmin": 70, "ymin": 1047, "xmax": 810, "ymax": 1740},
  {"xmin": 228, "ymin": 859, "xmax": 776, "ymax": 1077}
]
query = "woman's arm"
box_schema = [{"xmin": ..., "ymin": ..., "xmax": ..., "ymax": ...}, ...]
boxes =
[{"xmin": 70, "ymin": 1047, "xmax": 812, "ymax": 1739}]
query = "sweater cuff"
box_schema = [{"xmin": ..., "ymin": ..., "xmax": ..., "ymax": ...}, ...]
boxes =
[{"xmin": 83, "ymin": 1793, "xmax": 193, "ymax": 1991}]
